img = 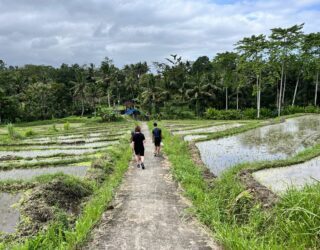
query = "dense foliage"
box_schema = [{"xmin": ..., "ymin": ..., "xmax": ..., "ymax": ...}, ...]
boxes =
[{"xmin": 0, "ymin": 24, "xmax": 319, "ymax": 123}]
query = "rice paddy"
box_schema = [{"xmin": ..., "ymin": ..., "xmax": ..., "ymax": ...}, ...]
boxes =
[
  {"xmin": 0, "ymin": 118, "xmax": 132, "ymax": 242},
  {"xmin": 164, "ymin": 114, "xmax": 320, "ymax": 191},
  {"xmin": 161, "ymin": 115, "xmax": 320, "ymax": 249}
]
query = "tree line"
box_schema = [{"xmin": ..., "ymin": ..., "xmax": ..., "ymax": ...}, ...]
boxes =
[{"xmin": 0, "ymin": 23, "xmax": 319, "ymax": 123}]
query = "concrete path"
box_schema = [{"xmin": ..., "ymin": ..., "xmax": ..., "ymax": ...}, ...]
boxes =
[{"xmin": 84, "ymin": 123, "xmax": 219, "ymax": 250}]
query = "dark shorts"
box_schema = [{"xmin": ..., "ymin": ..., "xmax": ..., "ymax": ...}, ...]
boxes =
[
  {"xmin": 134, "ymin": 147, "xmax": 145, "ymax": 156},
  {"xmin": 154, "ymin": 137, "xmax": 161, "ymax": 147}
]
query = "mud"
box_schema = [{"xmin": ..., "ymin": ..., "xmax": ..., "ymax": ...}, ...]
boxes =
[
  {"xmin": 238, "ymin": 170, "xmax": 279, "ymax": 208},
  {"xmin": 19, "ymin": 177, "xmax": 92, "ymax": 236}
]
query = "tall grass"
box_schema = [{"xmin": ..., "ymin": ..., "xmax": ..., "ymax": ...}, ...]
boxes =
[
  {"xmin": 64, "ymin": 122, "xmax": 70, "ymax": 131},
  {"xmin": 7, "ymin": 123, "xmax": 23, "ymax": 140}
]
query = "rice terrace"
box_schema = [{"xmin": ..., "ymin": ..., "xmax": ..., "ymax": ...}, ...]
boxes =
[{"xmin": 1, "ymin": 0, "xmax": 320, "ymax": 249}]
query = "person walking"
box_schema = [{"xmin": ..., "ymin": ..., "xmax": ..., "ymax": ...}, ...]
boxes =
[
  {"xmin": 132, "ymin": 125, "xmax": 146, "ymax": 169},
  {"xmin": 152, "ymin": 122, "xmax": 162, "ymax": 156}
]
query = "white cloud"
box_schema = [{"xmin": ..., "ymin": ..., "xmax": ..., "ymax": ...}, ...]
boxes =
[{"xmin": 0, "ymin": 0, "xmax": 319, "ymax": 67}]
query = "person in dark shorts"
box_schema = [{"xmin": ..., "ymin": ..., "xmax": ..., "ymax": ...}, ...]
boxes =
[
  {"xmin": 132, "ymin": 126, "xmax": 146, "ymax": 169},
  {"xmin": 152, "ymin": 122, "xmax": 162, "ymax": 156}
]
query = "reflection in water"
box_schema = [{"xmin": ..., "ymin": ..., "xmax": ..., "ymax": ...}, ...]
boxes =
[
  {"xmin": 253, "ymin": 156, "xmax": 320, "ymax": 194},
  {"xmin": 196, "ymin": 115, "xmax": 320, "ymax": 176},
  {"xmin": 0, "ymin": 166, "xmax": 88, "ymax": 181},
  {"xmin": 184, "ymin": 135, "xmax": 208, "ymax": 142},
  {"xmin": 174, "ymin": 123, "xmax": 242, "ymax": 135},
  {"xmin": 0, "ymin": 193, "xmax": 21, "ymax": 233}
]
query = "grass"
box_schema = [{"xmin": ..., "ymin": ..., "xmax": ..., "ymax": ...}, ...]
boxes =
[
  {"xmin": 156, "ymin": 120, "xmax": 320, "ymax": 250},
  {"xmin": 7, "ymin": 123, "xmax": 24, "ymax": 140}
]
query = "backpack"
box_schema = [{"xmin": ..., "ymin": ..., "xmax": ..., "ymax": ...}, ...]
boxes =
[{"xmin": 153, "ymin": 128, "xmax": 161, "ymax": 138}]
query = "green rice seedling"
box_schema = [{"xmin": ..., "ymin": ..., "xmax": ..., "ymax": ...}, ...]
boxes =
[
  {"xmin": 24, "ymin": 128, "xmax": 36, "ymax": 137},
  {"xmin": 64, "ymin": 122, "xmax": 70, "ymax": 131},
  {"xmin": 50, "ymin": 124, "xmax": 59, "ymax": 132},
  {"xmin": 7, "ymin": 123, "xmax": 23, "ymax": 140}
]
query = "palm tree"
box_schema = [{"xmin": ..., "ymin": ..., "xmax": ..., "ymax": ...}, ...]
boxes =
[
  {"xmin": 71, "ymin": 70, "xmax": 87, "ymax": 116},
  {"xmin": 185, "ymin": 74, "xmax": 217, "ymax": 116}
]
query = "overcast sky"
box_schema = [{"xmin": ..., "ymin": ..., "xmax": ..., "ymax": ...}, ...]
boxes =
[{"xmin": 0, "ymin": 0, "xmax": 319, "ymax": 68}]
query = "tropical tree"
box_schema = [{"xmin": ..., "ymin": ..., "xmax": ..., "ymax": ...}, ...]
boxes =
[
  {"xmin": 303, "ymin": 32, "xmax": 320, "ymax": 106},
  {"xmin": 236, "ymin": 34, "xmax": 267, "ymax": 118},
  {"xmin": 71, "ymin": 70, "xmax": 88, "ymax": 116},
  {"xmin": 213, "ymin": 52, "xmax": 238, "ymax": 110},
  {"xmin": 269, "ymin": 24, "xmax": 304, "ymax": 115}
]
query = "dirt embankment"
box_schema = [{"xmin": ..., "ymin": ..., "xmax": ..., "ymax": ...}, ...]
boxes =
[
  {"xmin": 17, "ymin": 176, "xmax": 92, "ymax": 237},
  {"xmin": 188, "ymin": 142, "xmax": 278, "ymax": 208}
]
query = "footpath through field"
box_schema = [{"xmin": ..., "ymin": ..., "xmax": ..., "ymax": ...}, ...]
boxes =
[{"xmin": 84, "ymin": 122, "xmax": 219, "ymax": 250}]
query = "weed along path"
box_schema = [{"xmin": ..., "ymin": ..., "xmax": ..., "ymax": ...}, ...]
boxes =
[{"xmin": 85, "ymin": 123, "xmax": 219, "ymax": 250}]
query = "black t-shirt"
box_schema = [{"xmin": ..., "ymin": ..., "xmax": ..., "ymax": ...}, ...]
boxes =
[
  {"xmin": 133, "ymin": 133, "xmax": 145, "ymax": 150},
  {"xmin": 152, "ymin": 128, "xmax": 162, "ymax": 139}
]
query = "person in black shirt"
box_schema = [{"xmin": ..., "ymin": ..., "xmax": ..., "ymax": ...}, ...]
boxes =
[
  {"xmin": 152, "ymin": 122, "xmax": 162, "ymax": 157},
  {"xmin": 132, "ymin": 126, "xmax": 146, "ymax": 169}
]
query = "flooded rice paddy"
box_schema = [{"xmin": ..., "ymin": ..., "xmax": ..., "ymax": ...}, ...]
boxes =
[
  {"xmin": 0, "ymin": 193, "xmax": 21, "ymax": 233},
  {"xmin": 0, "ymin": 148, "xmax": 97, "ymax": 158},
  {"xmin": 174, "ymin": 123, "xmax": 242, "ymax": 135},
  {"xmin": 0, "ymin": 166, "xmax": 88, "ymax": 181},
  {"xmin": 184, "ymin": 135, "xmax": 209, "ymax": 142},
  {"xmin": 0, "ymin": 120, "xmax": 130, "ymax": 236},
  {"xmin": 253, "ymin": 156, "xmax": 320, "ymax": 194},
  {"xmin": 196, "ymin": 115, "xmax": 320, "ymax": 175}
]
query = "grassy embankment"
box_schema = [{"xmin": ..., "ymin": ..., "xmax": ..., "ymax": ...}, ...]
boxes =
[{"xmin": 157, "ymin": 118, "xmax": 320, "ymax": 249}]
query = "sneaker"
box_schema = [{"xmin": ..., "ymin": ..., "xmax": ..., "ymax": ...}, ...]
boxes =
[
  {"xmin": 141, "ymin": 163, "xmax": 145, "ymax": 170},
  {"xmin": 154, "ymin": 153, "xmax": 157, "ymax": 157},
  {"xmin": 137, "ymin": 164, "xmax": 140, "ymax": 168}
]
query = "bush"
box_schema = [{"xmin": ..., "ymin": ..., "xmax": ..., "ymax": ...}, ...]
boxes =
[
  {"xmin": 7, "ymin": 123, "xmax": 23, "ymax": 140},
  {"xmin": 305, "ymin": 105, "xmax": 320, "ymax": 113},
  {"xmin": 25, "ymin": 128, "xmax": 36, "ymax": 137},
  {"xmin": 205, "ymin": 108, "xmax": 243, "ymax": 120},
  {"xmin": 282, "ymin": 106, "xmax": 305, "ymax": 115},
  {"xmin": 242, "ymin": 108, "xmax": 257, "ymax": 119},
  {"xmin": 159, "ymin": 105, "xmax": 196, "ymax": 120},
  {"xmin": 259, "ymin": 108, "xmax": 274, "ymax": 118},
  {"xmin": 97, "ymin": 106, "xmax": 122, "ymax": 122},
  {"xmin": 205, "ymin": 106, "xmax": 320, "ymax": 120}
]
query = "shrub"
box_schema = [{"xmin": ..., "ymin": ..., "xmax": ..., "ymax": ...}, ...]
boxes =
[
  {"xmin": 7, "ymin": 123, "xmax": 23, "ymax": 140},
  {"xmin": 242, "ymin": 108, "xmax": 257, "ymax": 119},
  {"xmin": 259, "ymin": 108, "xmax": 274, "ymax": 118},
  {"xmin": 160, "ymin": 105, "xmax": 196, "ymax": 119},
  {"xmin": 25, "ymin": 128, "xmax": 36, "ymax": 137},
  {"xmin": 205, "ymin": 108, "xmax": 242, "ymax": 120},
  {"xmin": 97, "ymin": 106, "xmax": 122, "ymax": 122},
  {"xmin": 305, "ymin": 105, "xmax": 320, "ymax": 113},
  {"xmin": 205, "ymin": 108, "xmax": 220, "ymax": 119},
  {"xmin": 63, "ymin": 122, "xmax": 70, "ymax": 131},
  {"xmin": 222, "ymin": 109, "xmax": 243, "ymax": 120},
  {"xmin": 205, "ymin": 105, "xmax": 320, "ymax": 120},
  {"xmin": 282, "ymin": 106, "xmax": 305, "ymax": 115}
]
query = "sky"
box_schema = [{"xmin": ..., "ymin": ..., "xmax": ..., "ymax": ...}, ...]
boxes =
[{"xmin": 0, "ymin": 0, "xmax": 319, "ymax": 68}]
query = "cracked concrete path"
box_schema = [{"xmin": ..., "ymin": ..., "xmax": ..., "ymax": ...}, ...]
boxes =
[{"xmin": 84, "ymin": 122, "xmax": 220, "ymax": 250}]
